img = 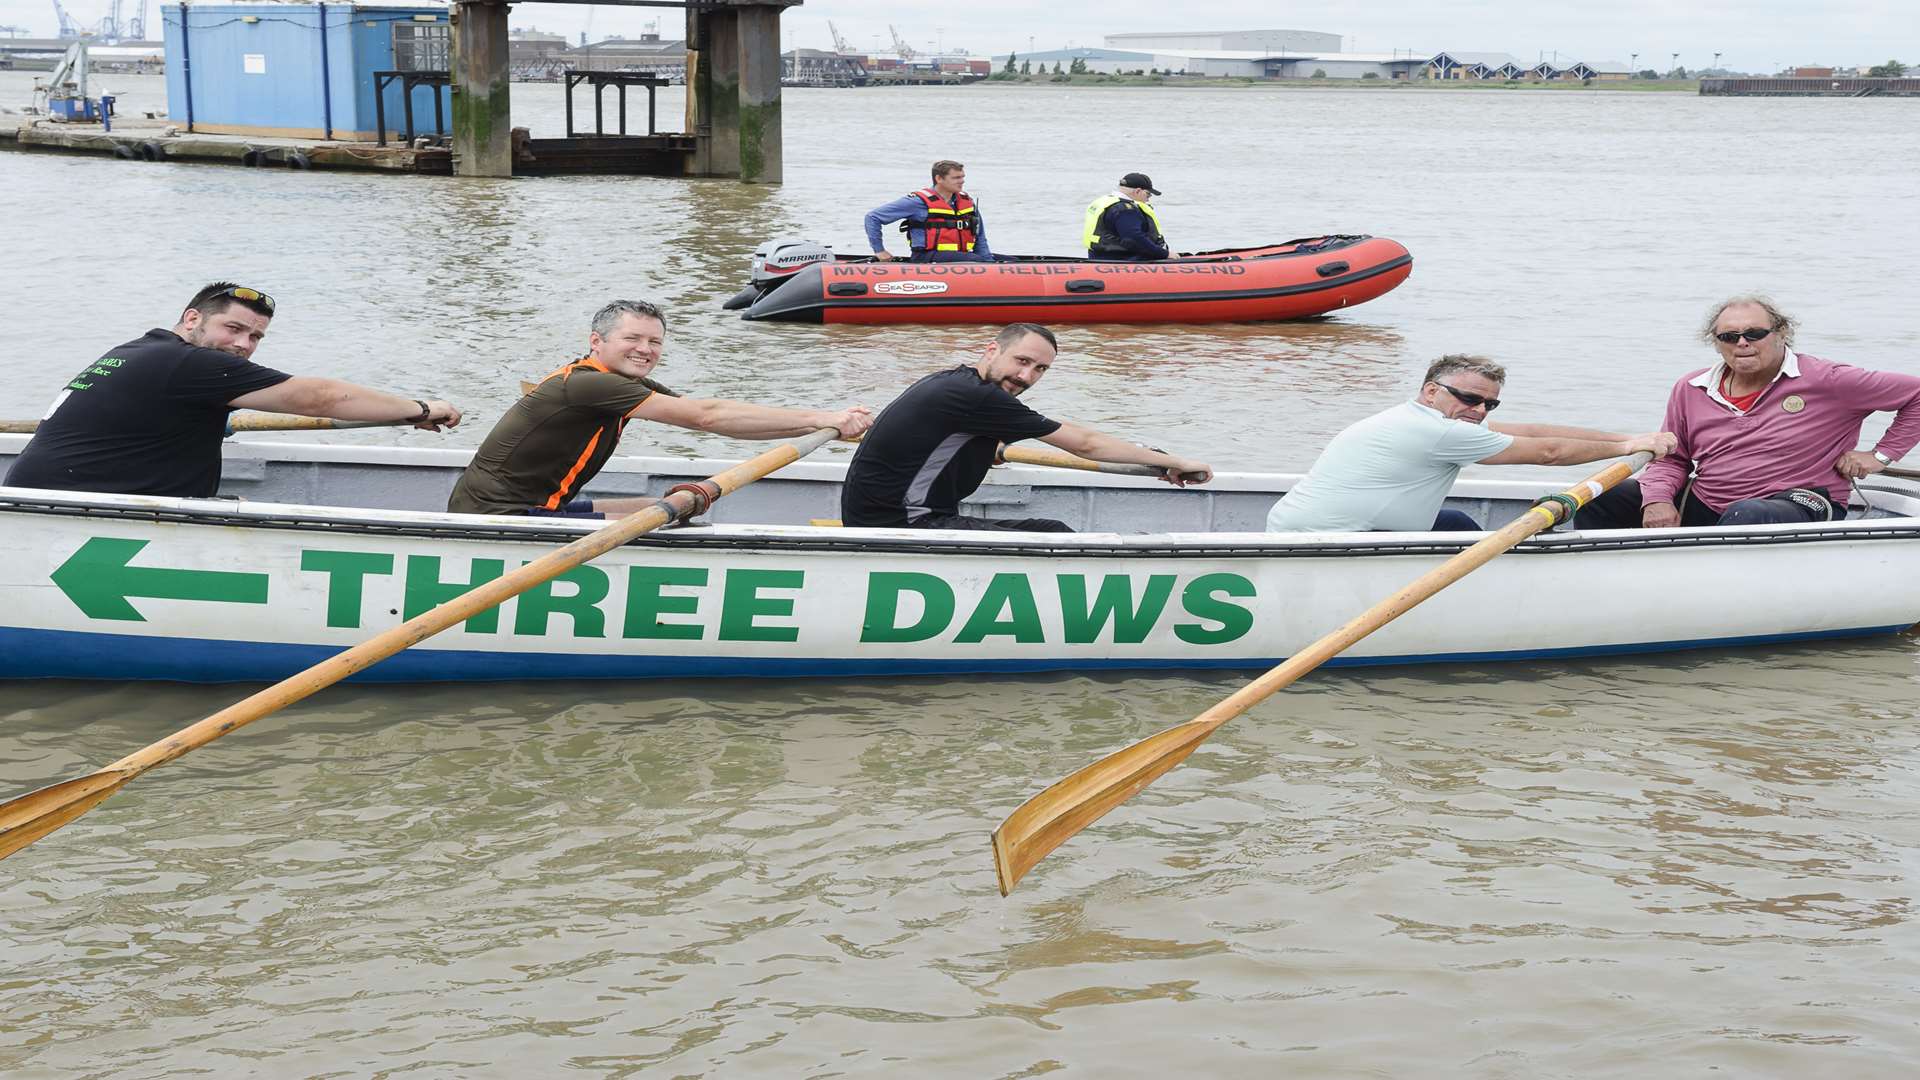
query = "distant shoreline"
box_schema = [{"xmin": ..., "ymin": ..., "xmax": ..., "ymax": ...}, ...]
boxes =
[{"xmin": 965, "ymin": 74, "xmax": 1702, "ymax": 92}]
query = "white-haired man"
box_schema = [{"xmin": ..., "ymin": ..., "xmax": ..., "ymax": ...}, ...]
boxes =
[{"xmin": 1575, "ymin": 296, "xmax": 1920, "ymax": 529}]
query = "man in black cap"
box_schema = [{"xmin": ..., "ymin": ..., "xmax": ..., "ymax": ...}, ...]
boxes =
[{"xmin": 1083, "ymin": 172, "xmax": 1169, "ymax": 261}]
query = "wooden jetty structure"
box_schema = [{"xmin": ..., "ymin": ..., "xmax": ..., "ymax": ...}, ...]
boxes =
[{"xmin": 1701, "ymin": 76, "xmax": 1920, "ymax": 97}]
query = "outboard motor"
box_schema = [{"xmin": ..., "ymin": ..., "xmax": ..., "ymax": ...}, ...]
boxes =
[{"xmin": 723, "ymin": 237, "xmax": 837, "ymax": 310}]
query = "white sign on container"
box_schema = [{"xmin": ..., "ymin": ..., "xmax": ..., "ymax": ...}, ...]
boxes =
[{"xmin": 243, "ymin": 54, "xmax": 267, "ymax": 75}]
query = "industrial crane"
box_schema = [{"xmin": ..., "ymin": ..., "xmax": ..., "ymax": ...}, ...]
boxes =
[
  {"xmin": 51, "ymin": 0, "xmax": 82, "ymax": 39},
  {"xmin": 97, "ymin": 0, "xmax": 124, "ymax": 42},
  {"xmin": 827, "ymin": 19, "xmax": 853, "ymax": 54},
  {"xmin": 127, "ymin": 1, "xmax": 145, "ymax": 40},
  {"xmin": 888, "ymin": 24, "xmax": 916, "ymax": 61}
]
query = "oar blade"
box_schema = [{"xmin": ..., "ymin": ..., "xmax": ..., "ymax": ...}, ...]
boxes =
[
  {"xmin": 0, "ymin": 768, "xmax": 135, "ymax": 861},
  {"xmin": 992, "ymin": 717, "xmax": 1225, "ymax": 895}
]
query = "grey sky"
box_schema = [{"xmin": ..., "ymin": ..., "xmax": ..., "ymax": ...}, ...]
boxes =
[{"xmin": 1, "ymin": 1, "xmax": 1911, "ymax": 73}]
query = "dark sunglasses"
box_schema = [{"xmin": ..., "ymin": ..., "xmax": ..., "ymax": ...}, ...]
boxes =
[
  {"xmin": 1713, "ymin": 326, "xmax": 1772, "ymax": 344},
  {"xmin": 1434, "ymin": 382, "xmax": 1500, "ymax": 411},
  {"xmin": 217, "ymin": 285, "xmax": 276, "ymax": 312}
]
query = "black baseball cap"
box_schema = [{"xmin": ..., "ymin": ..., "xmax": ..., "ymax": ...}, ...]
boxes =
[{"xmin": 1120, "ymin": 172, "xmax": 1162, "ymax": 195}]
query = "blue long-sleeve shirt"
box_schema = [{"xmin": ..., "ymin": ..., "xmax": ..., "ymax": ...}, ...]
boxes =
[{"xmin": 863, "ymin": 193, "xmax": 992, "ymax": 259}]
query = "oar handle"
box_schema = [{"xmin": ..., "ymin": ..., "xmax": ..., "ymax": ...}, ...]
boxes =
[
  {"xmin": 519, "ymin": 378, "xmax": 679, "ymax": 397},
  {"xmin": 5, "ymin": 415, "xmax": 415, "ymax": 435},
  {"xmin": 227, "ymin": 415, "xmax": 407, "ymax": 432},
  {"xmin": 997, "ymin": 445, "xmax": 1205, "ymax": 481},
  {"xmin": 520, "ymin": 381, "xmax": 1179, "ymax": 479},
  {"xmin": 103, "ymin": 426, "xmax": 842, "ymax": 780}
]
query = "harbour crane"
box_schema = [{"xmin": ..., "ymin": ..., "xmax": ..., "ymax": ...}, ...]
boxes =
[
  {"xmin": 0, "ymin": 25, "xmax": 31, "ymax": 37},
  {"xmin": 97, "ymin": 0, "xmax": 125, "ymax": 42},
  {"xmin": 827, "ymin": 19, "xmax": 853, "ymax": 54},
  {"xmin": 888, "ymin": 24, "xmax": 916, "ymax": 61},
  {"xmin": 51, "ymin": 0, "xmax": 82, "ymax": 39},
  {"xmin": 127, "ymin": 0, "xmax": 146, "ymax": 40}
]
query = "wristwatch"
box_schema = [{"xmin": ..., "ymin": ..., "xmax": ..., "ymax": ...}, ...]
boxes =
[{"xmin": 1872, "ymin": 449, "xmax": 1893, "ymax": 466}]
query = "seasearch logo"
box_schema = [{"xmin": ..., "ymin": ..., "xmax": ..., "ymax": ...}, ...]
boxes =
[{"xmin": 873, "ymin": 281, "xmax": 950, "ymax": 296}]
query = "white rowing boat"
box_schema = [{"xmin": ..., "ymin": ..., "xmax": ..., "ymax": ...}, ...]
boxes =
[{"xmin": 5, "ymin": 435, "xmax": 1919, "ymax": 682}]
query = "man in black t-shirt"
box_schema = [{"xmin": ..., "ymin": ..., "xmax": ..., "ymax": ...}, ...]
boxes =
[
  {"xmin": 4, "ymin": 282, "xmax": 462, "ymax": 498},
  {"xmin": 841, "ymin": 323, "xmax": 1213, "ymax": 531}
]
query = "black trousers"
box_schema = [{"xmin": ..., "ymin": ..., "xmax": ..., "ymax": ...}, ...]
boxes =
[
  {"xmin": 1574, "ymin": 479, "xmax": 1846, "ymax": 529},
  {"xmin": 910, "ymin": 513, "xmax": 1074, "ymax": 533}
]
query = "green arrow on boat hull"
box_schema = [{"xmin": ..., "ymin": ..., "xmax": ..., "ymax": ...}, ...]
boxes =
[{"xmin": 51, "ymin": 537, "xmax": 271, "ymax": 621}]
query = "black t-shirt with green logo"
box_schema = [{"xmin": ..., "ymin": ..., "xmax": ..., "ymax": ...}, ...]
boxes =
[{"xmin": 4, "ymin": 329, "xmax": 292, "ymax": 498}]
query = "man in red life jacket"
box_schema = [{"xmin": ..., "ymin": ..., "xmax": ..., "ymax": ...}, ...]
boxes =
[{"xmin": 863, "ymin": 159, "xmax": 995, "ymax": 263}]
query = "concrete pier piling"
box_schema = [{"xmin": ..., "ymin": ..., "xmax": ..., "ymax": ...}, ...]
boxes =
[
  {"xmin": 687, "ymin": 0, "xmax": 798, "ymax": 183},
  {"xmin": 450, "ymin": 1, "xmax": 514, "ymax": 178},
  {"xmin": 455, "ymin": 0, "xmax": 798, "ymax": 181},
  {"xmin": 735, "ymin": 4, "xmax": 785, "ymax": 184}
]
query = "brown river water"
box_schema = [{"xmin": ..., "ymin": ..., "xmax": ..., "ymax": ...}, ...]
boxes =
[{"xmin": 3, "ymin": 75, "xmax": 1920, "ymax": 1075}]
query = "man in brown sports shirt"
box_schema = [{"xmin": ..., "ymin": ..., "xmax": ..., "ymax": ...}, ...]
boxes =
[{"xmin": 448, "ymin": 300, "xmax": 872, "ymax": 517}]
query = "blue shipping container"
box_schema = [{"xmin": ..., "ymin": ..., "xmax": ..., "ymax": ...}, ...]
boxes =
[{"xmin": 162, "ymin": 3, "xmax": 451, "ymax": 141}]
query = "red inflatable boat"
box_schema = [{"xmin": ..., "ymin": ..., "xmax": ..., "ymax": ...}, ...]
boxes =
[{"xmin": 726, "ymin": 235, "xmax": 1412, "ymax": 325}]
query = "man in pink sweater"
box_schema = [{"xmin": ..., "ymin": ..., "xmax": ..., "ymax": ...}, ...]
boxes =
[{"xmin": 1577, "ymin": 296, "xmax": 1920, "ymax": 529}]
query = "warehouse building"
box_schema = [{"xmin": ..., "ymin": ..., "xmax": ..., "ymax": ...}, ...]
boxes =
[
  {"xmin": 996, "ymin": 31, "xmax": 1628, "ymax": 84},
  {"xmin": 995, "ymin": 44, "xmax": 1424, "ymax": 80},
  {"xmin": 1105, "ymin": 29, "xmax": 1342, "ymax": 54}
]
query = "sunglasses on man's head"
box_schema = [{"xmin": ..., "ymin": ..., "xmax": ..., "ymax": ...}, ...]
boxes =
[
  {"xmin": 1713, "ymin": 326, "xmax": 1772, "ymax": 344},
  {"xmin": 1434, "ymin": 382, "xmax": 1500, "ymax": 411},
  {"xmin": 217, "ymin": 286, "xmax": 276, "ymax": 312}
]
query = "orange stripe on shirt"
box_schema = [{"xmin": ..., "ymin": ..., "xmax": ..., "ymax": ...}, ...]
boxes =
[{"xmin": 543, "ymin": 429, "xmax": 603, "ymax": 510}]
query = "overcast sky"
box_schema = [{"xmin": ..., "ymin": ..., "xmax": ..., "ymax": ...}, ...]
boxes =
[{"xmin": 2, "ymin": 1, "xmax": 1912, "ymax": 73}]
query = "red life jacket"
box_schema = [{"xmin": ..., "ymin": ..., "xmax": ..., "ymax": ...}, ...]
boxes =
[{"xmin": 906, "ymin": 188, "xmax": 979, "ymax": 253}]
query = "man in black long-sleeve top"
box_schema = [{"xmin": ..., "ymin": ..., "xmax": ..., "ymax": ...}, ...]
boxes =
[{"xmin": 840, "ymin": 323, "xmax": 1211, "ymax": 532}]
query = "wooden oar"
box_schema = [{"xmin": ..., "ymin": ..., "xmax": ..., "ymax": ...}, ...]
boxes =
[
  {"xmin": 990, "ymin": 452, "xmax": 1655, "ymax": 896},
  {"xmin": 996, "ymin": 444, "xmax": 1207, "ymax": 482},
  {"xmin": 519, "ymin": 380, "xmax": 1193, "ymax": 482},
  {"xmin": 0, "ymin": 427, "xmax": 844, "ymax": 862},
  {"xmin": 228, "ymin": 415, "xmax": 405, "ymax": 432},
  {"xmin": 0, "ymin": 414, "xmax": 407, "ymax": 436},
  {"xmin": 520, "ymin": 377, "xmax": 679, "ymax": 397}
]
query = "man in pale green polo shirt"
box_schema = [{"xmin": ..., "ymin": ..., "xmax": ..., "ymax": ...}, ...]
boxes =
[{"xmin": 1267, "ymin": 355, "xmax": 1676, "ymax": 533}]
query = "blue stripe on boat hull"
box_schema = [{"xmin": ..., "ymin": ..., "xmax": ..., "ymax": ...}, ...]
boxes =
[{"xmin": 0, "ymin": 625, "xmax": 1908, "ymax": 683}]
